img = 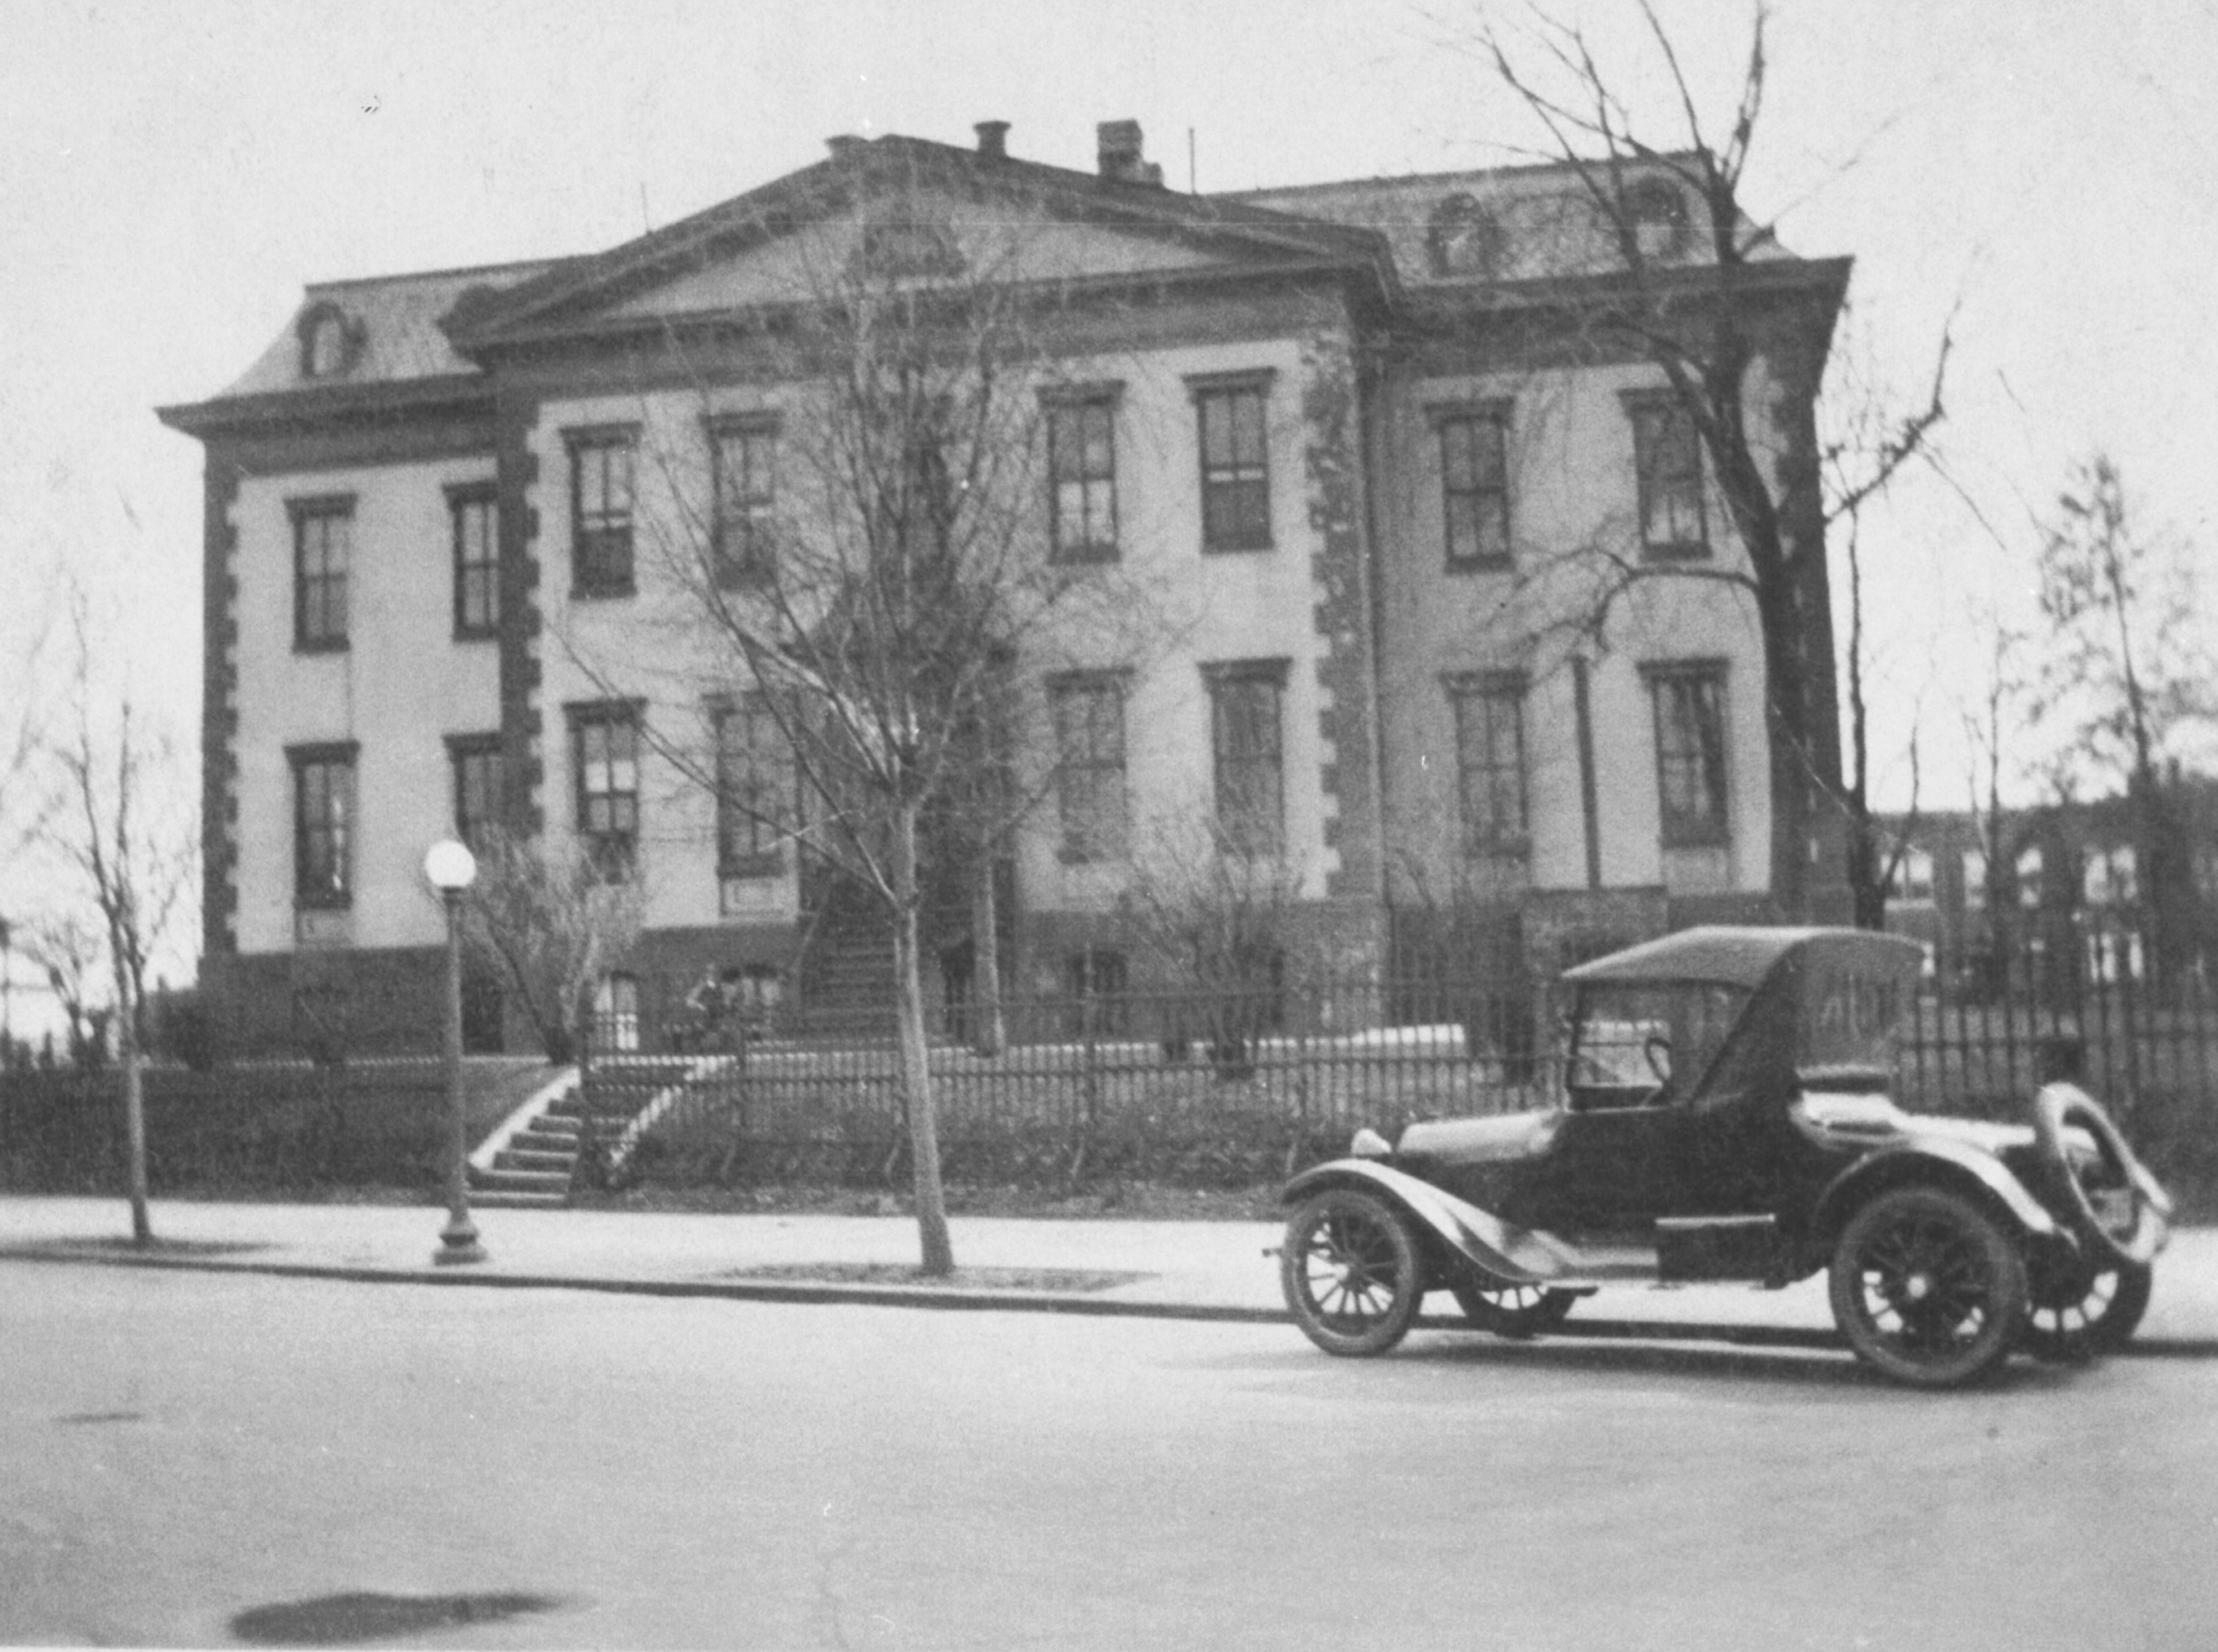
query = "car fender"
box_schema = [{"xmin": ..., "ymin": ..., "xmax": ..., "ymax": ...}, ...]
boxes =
[
  {"xmin": 1282, "ymin": 1160, "xmax": 1562, "ymax": 1289},
  {"xmin": 1810, "ymin": 1140, "xmax": 2064, "ymax": 1253}
]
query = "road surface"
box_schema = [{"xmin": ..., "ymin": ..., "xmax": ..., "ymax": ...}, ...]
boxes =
[{"xmin": 4, "ymin": 1263, "xmax": 2214, "ymax": 1649}]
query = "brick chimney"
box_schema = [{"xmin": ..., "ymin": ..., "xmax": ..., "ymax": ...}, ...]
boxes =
[
  {"xmin": 824, "ymin": 134, "xmax": 865, "ymax": 158},
  {"xmin": 974, "ymin": 120, "xmax": 1010, "ymax": 159},
  {"xmin": 1096, "ymin": 120, "xmax": 1163, "ymax": 187}
]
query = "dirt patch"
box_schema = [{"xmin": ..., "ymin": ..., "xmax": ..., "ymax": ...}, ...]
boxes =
[
  {"xmin": 43, "ymin": 1237, "xmax": 272, "ymax": 1257},
  {"xmin": 721, "ymin": 1262, "xmax": 1150, "ymax": 1292},
  {"xmin": 579, "ymin": 1182, "xmax": 1284, "ymax": 1222}
]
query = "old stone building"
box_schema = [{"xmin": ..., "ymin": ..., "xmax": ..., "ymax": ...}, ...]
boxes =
[{"xmin": 159, "ymin": 120, "xmax": 1851, "ymax": 1055}]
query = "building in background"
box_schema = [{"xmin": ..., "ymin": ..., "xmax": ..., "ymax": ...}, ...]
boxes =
[{"xmin": 160, "ymin": 121, "xmax": 1852, "ymax": 1057}]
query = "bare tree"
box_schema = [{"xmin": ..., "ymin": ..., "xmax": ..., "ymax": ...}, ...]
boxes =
[
  {"xmin": 43, "ymin": 598, "xmax": 195, "ymax": 1245},
  {"xmin": 1118, "ymin": 817, "xmax": 1321, "ymax": 1076},
  {"xmin": 2029, "ymin": 452, "xmax": 2215, "ymax": 979},
  {"xmin": 1471, "ymin": 0, "xmax": 1948, "ymax": 917},
  {"xmin": 21, "ymin": 910, "xmax": 107, "ymax": 1069},
  {"xmin": 621, "ymin": 165, "xmax": 1164, "ymax": 1274},
  {"xmin": 460, "ymin": 826, "xmax": 645, "ymax": 1186}
]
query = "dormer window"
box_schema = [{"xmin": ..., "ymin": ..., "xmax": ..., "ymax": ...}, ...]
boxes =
[
  {"xmin": 1427, "ymin": 194, "xmax": 1506, "ymax": 279},
  {"xmin": 297, "ymin": 302, "xmax": 361, "ymax": 380},
  {"xmin": 1623, "ymin": 178, "xmax": 1691, "ymax": 262}
]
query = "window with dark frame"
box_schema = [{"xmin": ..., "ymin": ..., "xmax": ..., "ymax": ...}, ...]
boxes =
[
  {"xmin": 1047, "ymin": 396, "xmax": 1118, "ymax": 562},
  {"xmin": 1437, "ymin": 408, "xmax": 1512, "ymax": 568},
  {"xmin": 1448, "ymin": 675, "xmax": 1529, "ymax": 856},
  {"xmin": 1049, "ymin": 674, "xmax": 1128, "ymax": 863},
  {"xmin": 1193, "ymin": 378, "xmax": 1272, "ymax": 552},
  {"xmin": 449, "ymin": 485, "xmax": 499, "ymax": 638},
  {"xmin": 1627, "ymin": 397, "xmax": 1707, "ymax": 556},
  {"xmin": 289, "ymin": 497, "xmax": 352, "ymax": 652},
  {"xmin": 289, "ymin": 744, "xmax": 356, "ymax": 909},
  {"xmin": 593, "ymin": 971, "xmax": 641, "ymax": 1053},
  {"xmin": 714, "ymin": 695, "xmax": 791, "ymax": 878},
  {"xmin": 567, "ymin": 428, "xmax": 636, "ymax": 597},
  {"xmin": 1206, "ymin": 661, "xmax": 1287, "ymax": 857},
  {"xmin": 1063, "ymin": 947, "xmax": 1130, "ymax": 1038},
  {"xmin": 448, "ymin": 734, "xmax": 504, "ymax": 847},
  {"xmin": 709, "ymin": 418, "xmax": 777, "ymax": 587},
  {"xmin": 1646, "ymin": 664, "xmax": 1730, "ymax": 847},
  {"xmin": 571, "ymin": 703, "xmax": 641, "ymax": 877}
]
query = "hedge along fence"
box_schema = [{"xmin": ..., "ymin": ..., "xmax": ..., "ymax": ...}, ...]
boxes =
[
  {"xmin": 607, "ymin": 988, "xmax": 1554, "ymax": 1193},
  {"xmin": 0, "ymin": 1059, "xmax": 548, "ymax": 1197}
]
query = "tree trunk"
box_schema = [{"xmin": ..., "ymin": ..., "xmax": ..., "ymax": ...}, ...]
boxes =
[
  {"xmin": 970, "ymin": 853, "xmax": 1006, "ymax": 1058},
  {"xmin": 892, "ymin": 804, "xmax": 955, "ymax": 1275},
  {"xmin": 118, "ymin": 981, "xmax": 151, "ymax": 1245},
  {"xmin": 1757, "ymin": 579, "xmax": 1816, "ymax": 920}
]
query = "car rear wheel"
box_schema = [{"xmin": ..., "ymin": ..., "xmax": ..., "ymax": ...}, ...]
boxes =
[
  {"xmin": 1450, "ymin": 1281, "xmax": 1578, "ymax": 1339},
  {"xmin": 2023, "ymin": 1257, "xmax": 2153, "ymax": 1362},
  {"xmin": 1281, "ymin": 1189, "xmax": 1424, "ymax": 1357},
  {"xmin": 1829, "ymin": 1185, "xmax": 2028, "ymax": 1389}
]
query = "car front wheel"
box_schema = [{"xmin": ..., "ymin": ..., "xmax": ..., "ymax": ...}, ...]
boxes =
[
  {"xmin": 1829, "ymin": 1185, "xmax": 2028, "ymax": 1388},
  {"xmin": 1451, "ymin": 1281, "xmax": 1578, "ymax": 1339},
  {"xmin": 1281, "ymin": 1188, "xmax": 1425, "ymax": 1357},
  {"xmin": 2023, "ymin": 1256, "xmax": 2153, "ymax": 1362}
]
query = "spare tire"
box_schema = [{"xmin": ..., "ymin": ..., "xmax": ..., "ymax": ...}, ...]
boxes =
[{"xmin": 2029, "ymin": 1084, "xmax": 2163, "ymax": 1269}]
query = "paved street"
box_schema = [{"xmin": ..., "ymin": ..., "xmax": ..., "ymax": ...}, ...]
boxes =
[{"xmin": 5, "ymin": 1260, "xmax": 2217, "ymax": 1650}]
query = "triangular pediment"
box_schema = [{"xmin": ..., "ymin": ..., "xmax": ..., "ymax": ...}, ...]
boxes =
[
  {"xmin": 446, "ymin": 137, "xmax": 1384, "ymax": 347},
  {"xmin": 600, "ymin": 189, "xmax": 1229, "ymax": 321}
]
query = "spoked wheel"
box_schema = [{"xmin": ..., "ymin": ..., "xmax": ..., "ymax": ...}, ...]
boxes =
[
  {"xmin": 1829, "ymin": 1186, "xmax": 2028, "ymax": 1389},
  {"xmin": 1451, "ymin": 1280, "xmax": 1579, "ymax": 1340},
  {"xmin": 1280, "ymin": 1189, "xmax": 1425, "ymax": 1357},
  {"xmin": 2023, "ymin": 1256, "xmax": 2153, "ymax": 1363}
]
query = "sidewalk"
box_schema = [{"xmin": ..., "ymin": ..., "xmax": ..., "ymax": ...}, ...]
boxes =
[{"xmin": 3, "ymin": 1195, "xmax": 2214, "ymax": 1353}]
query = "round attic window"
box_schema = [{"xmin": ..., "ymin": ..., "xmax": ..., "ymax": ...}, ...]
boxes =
[
  {"xmin": 298, "ymin": 302, "xmax": 362, "ymax": 380},
  {"xmin": 1624, "ymin": 178, "xmax": 1691, "ymax": 260},
  {"xmin": 1426, "ymin": 194, "xmax": 1506, "ymax": 279}
]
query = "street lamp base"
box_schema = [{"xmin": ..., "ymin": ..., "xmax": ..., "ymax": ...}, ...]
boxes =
[{"xmin": 434, "ymin": 1215, "xmax": 487, "ymax": 1267}]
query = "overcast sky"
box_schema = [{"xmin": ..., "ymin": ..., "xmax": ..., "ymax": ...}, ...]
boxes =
[{"xmin": 2, "ymin": 0, "xmax": 2213, "ymax": 994}]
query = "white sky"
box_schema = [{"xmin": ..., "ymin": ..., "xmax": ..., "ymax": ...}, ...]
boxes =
[{"xmin": 1, "ymin": 0, "xmax": 2214, "ymax": 1001}]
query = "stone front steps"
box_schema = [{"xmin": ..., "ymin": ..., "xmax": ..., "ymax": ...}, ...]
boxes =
[{"xmin": 463, "ymin": 1061, "xmax": 688, "ymax": 1208}]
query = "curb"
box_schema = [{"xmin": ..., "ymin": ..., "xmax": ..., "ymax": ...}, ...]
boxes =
[{"xmin": 9, "ymin": 1243, "xmax": 2215, "ymax": 1357}]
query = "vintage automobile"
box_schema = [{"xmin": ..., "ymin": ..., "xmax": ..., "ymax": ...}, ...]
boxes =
[{"xmin": 1279, "ymin": 927, "xmax": 2173, "ymax": 1387}]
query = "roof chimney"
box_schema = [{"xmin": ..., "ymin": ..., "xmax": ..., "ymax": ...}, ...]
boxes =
[
  {"xmin": 1096, "ymin": 119, "xmax": 1163, "ymax": 187},
  {"xmin": 974, "ymin": 120, "xmax": 1010, "ymax": 159},
  {"xmin": 824, "ymin": 134, "xmax": 865, "ymax": 158}
]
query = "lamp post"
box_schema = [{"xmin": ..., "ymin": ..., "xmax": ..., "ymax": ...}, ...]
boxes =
[{"xmin": 424, "ymin": 839, "xmax": 485, "ymax": 1266}]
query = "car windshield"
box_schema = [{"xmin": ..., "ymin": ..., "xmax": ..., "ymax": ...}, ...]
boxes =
[{"xmin": 1568, "ymin": 982, "xmax": 1749, "ymax": 1103}]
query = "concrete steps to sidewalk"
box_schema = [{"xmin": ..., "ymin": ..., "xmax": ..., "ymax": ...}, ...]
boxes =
[{"xmin": 465, "ymin": 1062, "xmax": 683, "ymax": 1208}]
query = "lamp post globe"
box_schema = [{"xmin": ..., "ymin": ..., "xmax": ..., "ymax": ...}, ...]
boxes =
[
  {"xmin": 426, "ymin": 838, "xmax": 485, "ymax": 1265},
  {"xmin": 424, "ymin": 838, "xmax": 478, "ymax": 895}
]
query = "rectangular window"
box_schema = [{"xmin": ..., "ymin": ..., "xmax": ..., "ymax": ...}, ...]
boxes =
[
  {"xmin": 1448, "ymin": 675, "xmax": 1528, "ymax": 856},
  {"xmin": 570, "ymin": 703, "xmax": 641, "ymax": 877},
  {"xmin": 450, "ymin": 485, "xmax": 500, "ymax": 638},
  {"xmin": 289, "ymin": 744, "xmax": 357, "ymax": 908},
  {"xmin": 1646, "ymin": 664, "xmax": 1729, "ymax": 847},
  {"xmin": 709, "ymin": 418, "xmax": 777, "ymax": 587},
  {"xmin": 1962, "ymin": 848, "xmax": 1989, "ymax": 910},
  {"xmin": 1206, "ymin": 661, "xmax": 1287, "ymax": 857},
  {"xmin": 1437, "ymin": 410, "xmax": 1512, "ymax": 568},
  {"xmin": 289, "ymin": 496, "xmax": 353, "ymax": 651},
  {"xmin": 1890, "ymin": 847, "xmax": 1936, "ymax": 906},
  {"xmin": 1192, "ymin": 378, "xmax": 1272, "ymax": 552},
  {"xmin": 567, "ymin": 428, "xmax": 636, "ymax": 597},
  {"xmin": 447, "ymin": 734, "xmax": 504, "ymax": 847},
  {"xmin": 1050, "ymin": 675, "xmax": 1129, "ymax": 862},
  {"xmin": 1048, "ymin": 397, "xmax": 1119, "ymax": 562},
  {"xmin": 1627, "ymin": 397, "xmax": 1707, "ymax": 556},
  {"xmin": 714, "ymin": 696, "xmax": 791, "ymax": 878}
]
